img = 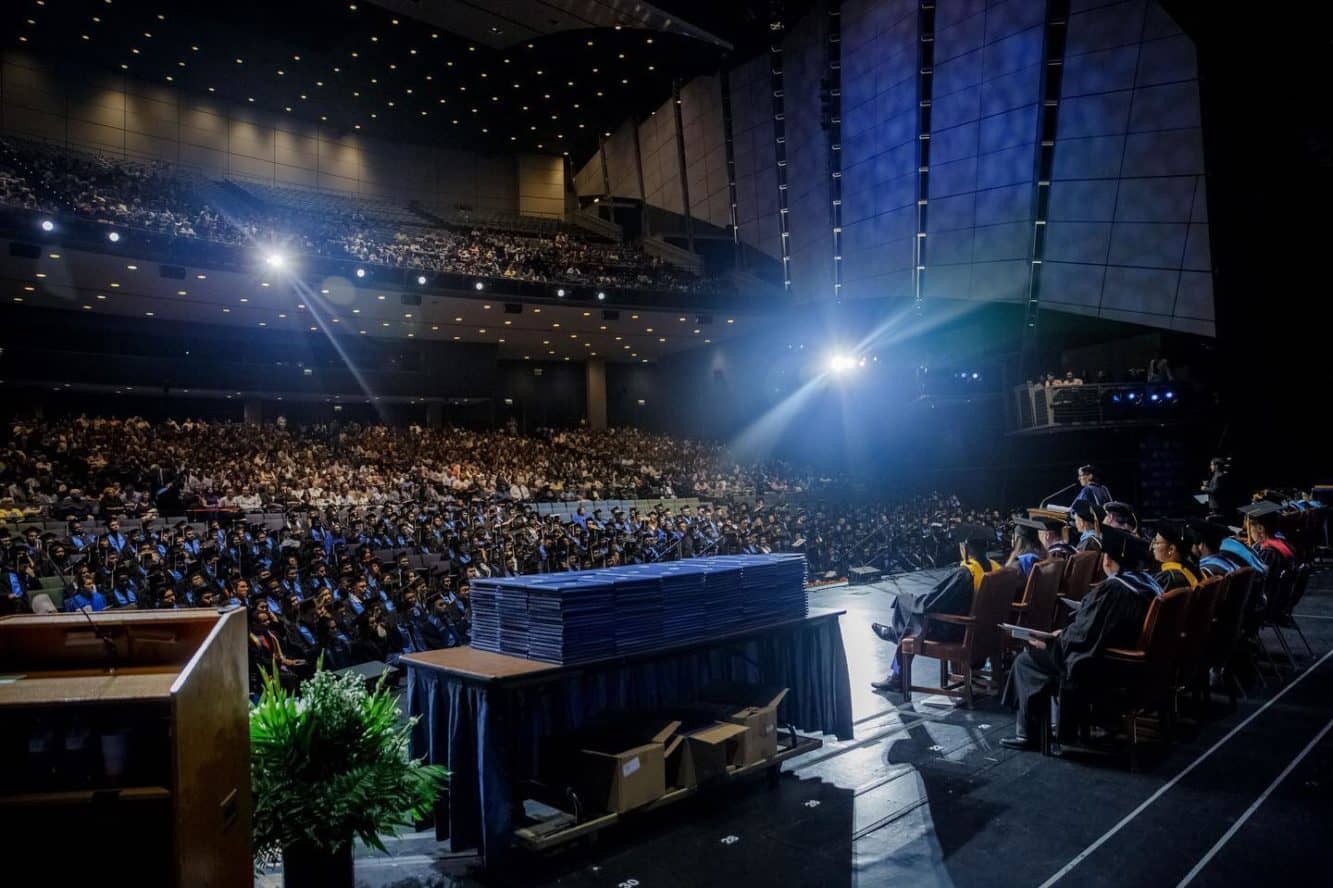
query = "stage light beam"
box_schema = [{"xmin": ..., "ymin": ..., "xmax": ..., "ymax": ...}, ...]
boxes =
[{"xmin": 828, "ymin": 353, "xmax": 858, "ymax": 374}]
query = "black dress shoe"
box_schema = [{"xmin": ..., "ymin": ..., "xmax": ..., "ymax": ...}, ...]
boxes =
[
  {"xmin": 998, "ymin": 735, "xmax": 1034, "ymax": 750},
  {"xmin": 871, "ymin": 622, "xmax": 897, "ymax": 642},
  {"xmin": 871, "ymin": 674, "xmax": 902, "ymax": 692}
]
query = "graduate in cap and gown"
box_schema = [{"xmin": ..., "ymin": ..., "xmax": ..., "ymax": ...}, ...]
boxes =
[
  {"xmin": 999, "ymin": 526, "xmax": 1162, "ymax": 749},
  {"xmin": 1007, "ymin": 518, "xmax": 1049, "ymax": 579},
  {"xmin": 1148, "ymin": 521, "xmax": 1200, "ymax": 591},
  {"xmin": 870, "ymin": 523, "xmax": 1000, "ymax": 691},
  {"xmin": 1189, "ymin": 519, "xmax": 1246, "ymax": 577},
  {"xmin": 1072, "ymin": 499, "xmax": 1103, "ymax": 553}
]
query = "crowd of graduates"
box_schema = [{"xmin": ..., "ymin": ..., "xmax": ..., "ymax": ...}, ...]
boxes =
[{"xmin": 1, "ymin": 414, "xmax": 1012, "ymax": 693}]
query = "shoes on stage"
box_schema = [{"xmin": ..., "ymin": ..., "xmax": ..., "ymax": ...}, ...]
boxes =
[
  {"xmin": 998, "ymin": 735, "xmax": 1034, "ymax": 750},
  {"xmin": 871, "ymin": 622, "xmax": 897, "ymax": 642},
  {"xmin": 871, "ymin": 673, "xmax": 902, "ymax": 693}
]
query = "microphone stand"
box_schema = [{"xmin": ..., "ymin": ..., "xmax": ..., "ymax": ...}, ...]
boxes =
[{"xmin": 1040, "ymin": 481, "xmax": 1079, "ymax": 509}]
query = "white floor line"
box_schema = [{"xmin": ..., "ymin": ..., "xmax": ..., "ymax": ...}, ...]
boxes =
[
  {"xmin": 1038, "ymin": 648, "xmax": 1333, "ymax": 888},
  {"xmin": 1176, "ymin": 717, "xmax": 1333, "ymax": 887}
]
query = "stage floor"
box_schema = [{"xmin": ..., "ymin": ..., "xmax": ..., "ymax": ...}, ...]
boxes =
[{"xmin": 261, "ymin": 567, "xmax": 1333, "ymax": 887}]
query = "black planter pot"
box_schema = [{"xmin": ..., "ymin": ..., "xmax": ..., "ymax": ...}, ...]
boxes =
[{"xmin": 282, "ymin": 841, "xmax": 354, "ymax": 888}]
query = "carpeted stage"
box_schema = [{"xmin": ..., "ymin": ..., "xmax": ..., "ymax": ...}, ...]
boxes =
[{"xmin": 263, "ymin": 567, "xmax": 1333, "ymax": 887}]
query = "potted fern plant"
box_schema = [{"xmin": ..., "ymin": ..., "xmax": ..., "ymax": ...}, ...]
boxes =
[{"xmin": 250, "ymin": 667, "xmax": 448, "ymax": 888}]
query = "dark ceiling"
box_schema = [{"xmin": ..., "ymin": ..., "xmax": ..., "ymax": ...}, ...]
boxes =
[{"xmin": 6, "ymin": 0, "xmax": 791, "ymax": 165}]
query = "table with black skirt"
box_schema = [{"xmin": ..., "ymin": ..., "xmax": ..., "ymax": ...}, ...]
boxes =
[{"xmin": 403, "ymin": 607, "xmax": 854, "ymax": 866}]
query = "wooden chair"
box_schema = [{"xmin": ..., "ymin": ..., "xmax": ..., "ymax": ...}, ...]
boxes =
[
  {"xmin": 1011, "ymin": 559, "xmax": 1064, "ymax": 632},
  {"xmin": 1206, "ymin": 568, "xmax": 1256, "ymax": 701},
  {"xmin": 899, "ymin": 567, "xmax": 1023, "ymax": 708},
  {"xmin": 1103, "ymin": 587, "xmax": 1191, "ymax": 769},
  {"xmin": 1176, "ymin": 576, "xmax": 1224, "ymax": 714},
  {"xmin": 1060, "ymin": 550, "xmax": 1101, "ymax": 604}
]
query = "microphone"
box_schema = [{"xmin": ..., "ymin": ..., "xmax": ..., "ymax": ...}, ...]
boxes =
[
  {"xmin": 76, "ymin": 604, "xmax": 119, "ymax": 668},
  {"xmin": 1040, "ymin": 481, "xmax": 1080, "ymax": 509}
]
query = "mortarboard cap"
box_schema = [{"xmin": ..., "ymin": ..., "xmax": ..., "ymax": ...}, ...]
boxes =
[
  {"xmin": 1146, "ymin": 519, "xmax": 1190, "ymax": 549},
  {"xmin": 1239, "ymin": 500, "xmax": 1283, "ymax": 530},
  {"xmin": 950, "ymin": 523, "xmax": 995, "ymax": 545},
  {"xmin": 1102, "ymin": 501, "xmax": 1138, "ymax": 530},
  {"xmin": 1011, "ymin": 516, "xmax": 1046, "ymax": 532},
  {"xmin": 1187, "ymin": 518, "xmax": 1231, "ymax": 551},
  {"xmin": 1100, "ymin": 525, "xmax": 1151, "ymax": 568},
  {"xmin": 1070, "ymin": 499, "xmax": 1103, "ymax": 523}
]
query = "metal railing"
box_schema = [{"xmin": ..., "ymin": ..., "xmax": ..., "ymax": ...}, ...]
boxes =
[{"xmin": 1011, "ymin": 382, "xmax": 1191, "ymax": 431}]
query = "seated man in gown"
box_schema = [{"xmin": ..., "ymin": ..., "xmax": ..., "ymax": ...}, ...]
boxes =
[
  {"xmin": 869, "ymin": 523, "xmax": 1000, "ymax": 692},
  {"xmin": 999, "ymin": 526, "xmax": 1163, "ymax": 749}
]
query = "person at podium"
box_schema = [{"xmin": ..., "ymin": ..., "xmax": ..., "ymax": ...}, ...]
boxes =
[{"xmin": 1072, "ymin": 465, "xmax": 1113, "ymax": 511}]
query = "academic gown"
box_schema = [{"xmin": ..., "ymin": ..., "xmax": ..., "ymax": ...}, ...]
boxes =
[
  {"xmin": 1002, "ymin": 570, "xmax": 1161, "ymax": 731},
  {"xmin": 1198, "ymin": 552, "xmax": 1242, "ymax": 578},
  {"xmin": 1154, "ymin": 561, "xmax": 1199, "ymax": 592},
  {"xmin": 887, "ymin": 560, "xmax": 997, "ymax": 644}
]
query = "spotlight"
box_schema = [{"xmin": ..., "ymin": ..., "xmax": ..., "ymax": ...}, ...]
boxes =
[
  {"xmin": 556, "ymin": 287, "xmax": 566, "ymax": 297},
  {"xmin": 107, "ymin": 231, "xmax": 121, "ymax": 243},
  {"xmin": 972, "ymin": 372, "xmax": 980, "ymax": 380},
  {"xmin": 474, "ymin": 281, "xmax": 485, "ymax": 291},
  {"xmin": 828, "ymin": 354, "xmax": 858, "ymax": 374},
  {"xmin": 265, "ymin": 252, "xmax": 285, "ymax": 269},
  {"xmin": 40, "ymin": 219, "xmax": 54, "ymax": 232},
  {"xmin": 355, "ymin": 267, "xmax": 366, "ymax": 278},
  {"xmin": 417, "ymin": 274, "xmax": 427, "ymax": 285},
  {"xmin": 1164, "ymin": 390, "xmax": 1175, "ymax": 400},
  {"xmin": 597, "ymin": 291, "xmax": 606, "ymax": 301},
  {"xmin": 1150, "ymin": 393, "xmax": 1160, "ymax": 402}
]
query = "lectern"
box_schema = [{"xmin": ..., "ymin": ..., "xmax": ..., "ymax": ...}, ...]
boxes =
[{"xmin": 0, "ymin": 608, "xmax": 251, "ymax": 887}]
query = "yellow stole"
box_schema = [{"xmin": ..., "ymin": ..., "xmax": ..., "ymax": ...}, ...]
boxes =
[
  {"xmin": 962, "ymin": 558, "xmax": 1002, "ymax": 592},
  {"xmin": 1161, "ymin": 561, "xmax": 1200, "ymax": 588}
]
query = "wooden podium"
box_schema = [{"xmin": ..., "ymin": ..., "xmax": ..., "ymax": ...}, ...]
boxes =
[{"xmin": 0, "ymin": 608, "xmax": 251, "ymax": 887}]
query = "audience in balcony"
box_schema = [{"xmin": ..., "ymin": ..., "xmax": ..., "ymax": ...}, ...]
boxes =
[{"xmin": 0, "ymin": 137, "xmax": 728, "ymax": 294}]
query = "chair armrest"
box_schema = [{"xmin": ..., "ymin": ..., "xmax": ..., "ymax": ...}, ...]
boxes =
[
  {"xmin": 925, "ymin": 613, "xmax": 974, "ymax": 626},
  {"xmin": 1010, "ymin": 602, "xmax": 1029, "ymax": 612},
  {"xmin": 1104, "ymin": 647, "xmax": 1146, "ymax": 662}
]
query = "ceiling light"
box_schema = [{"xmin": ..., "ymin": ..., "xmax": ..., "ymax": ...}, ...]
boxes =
[
  {"xmin": 417, "ymin": 274, "xmax": 427, "ymax": 285},
  {"xmin": 39, "ymin": 219, "xmax": 54, "ymax": 232},
  {"xmin": 355, "ymin": 267, "xmax": 366, "ymax": 278},
  {"xmin": 474, "ymin": 281, "xmax": 485, "ymax": 291}
]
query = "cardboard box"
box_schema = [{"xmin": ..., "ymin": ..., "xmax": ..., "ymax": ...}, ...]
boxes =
[
  {"xmin": 696, "ymin": 684, "xmax": 790, "ymax": 767},
  {"xmin": 669, "ymin": 721, "xmax": 748, "ymax": 789},
  {"xmin": 569, "ymin": 720, "xmax": 680, "ymax": 814}
]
